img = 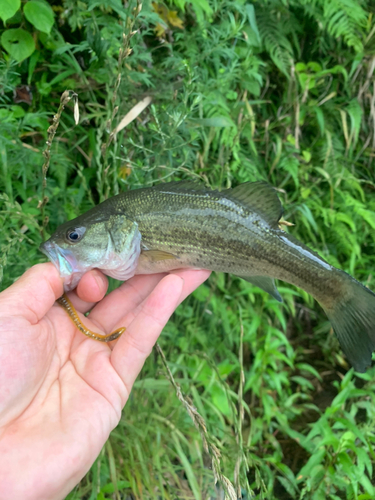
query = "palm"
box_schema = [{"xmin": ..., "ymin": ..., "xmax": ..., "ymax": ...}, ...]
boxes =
[{"xmin": 0, "ymin": 263, "xmax": 210, "ymax": 500}]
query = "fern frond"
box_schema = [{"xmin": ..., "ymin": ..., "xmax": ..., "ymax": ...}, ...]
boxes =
[
  {"xmin": 295, "ymin": 0, "xmax": 367, "ymax": 52},
  {"xmin": 257, "ymin": 10, "xmax": 296, "ymax": 77}
]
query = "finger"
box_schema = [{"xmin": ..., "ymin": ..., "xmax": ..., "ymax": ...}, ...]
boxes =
[
  {"xmin": 69, "ymin": 270, "xmax": 210, "ymax": 355},
  {"xmin": 87, "ymin": 269, "xmax": 211, "ymax": 341},
  {"xmin": 77, "ymin": 270, "xmax": 108, "ymax": 303},
  {"xmin": 88, "ymin": 273, "xmax": 167, "ymax": 331},
  {"xmin": 170, "ymin": 269, "xmax": 211, "ymax": 304},
  {"xmin": 67, "ymin": 270, "xmax": 109, "ymax": 314},
  {"xmin": 110, "ymin": 269, "xmax": 212, "ymax": 332},
  {"xmin": 110, "ymin": 274, "xmax": 184, "ymax": 393},
  {"xmin": 0, "ymin": 263, "xmax": 62, "ymax": 324}
]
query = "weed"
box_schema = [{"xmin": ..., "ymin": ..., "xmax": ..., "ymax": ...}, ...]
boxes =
[{"xmin": 1, "ymin": 0, "xmax": 375, "ymax": 498}]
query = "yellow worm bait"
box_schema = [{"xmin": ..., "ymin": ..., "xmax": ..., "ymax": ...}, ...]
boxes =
[{"xmin": 56, "ymin": 293, "xmax": 126, "ymax": 342}]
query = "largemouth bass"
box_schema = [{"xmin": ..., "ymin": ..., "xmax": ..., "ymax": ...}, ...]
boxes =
[{"xmin": 40, "ymin": 181, "xmax": 375, "ymax": 372}]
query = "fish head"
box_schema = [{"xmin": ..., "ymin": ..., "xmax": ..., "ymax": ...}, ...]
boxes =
[{"xmin": 40, "ymin": 211, "xmax": 141, "ymax": 291}]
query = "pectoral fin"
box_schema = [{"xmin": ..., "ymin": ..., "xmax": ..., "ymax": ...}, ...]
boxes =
[
  {"xmin": 141, "ymin": 249, "xmax": 178, "ymax": 262},
  {"xmin": 238, "ymin": 275, "xmax": 282, "ymax": 302}
]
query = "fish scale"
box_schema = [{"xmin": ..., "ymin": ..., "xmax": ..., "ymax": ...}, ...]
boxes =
[{"xmin": 41, "ymin": 180, "xmax": 375, "ymax": 372}]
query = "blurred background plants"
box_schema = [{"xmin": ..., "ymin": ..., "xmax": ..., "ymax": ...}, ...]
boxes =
[{"xmin": 1, "ymin": 0, "xmax": 375, "ymax": 498}]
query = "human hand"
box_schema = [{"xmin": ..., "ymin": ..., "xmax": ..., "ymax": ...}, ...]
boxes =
[{"xmin": 0, "ymin": 263, "xmax": 211, "ymax": 500}]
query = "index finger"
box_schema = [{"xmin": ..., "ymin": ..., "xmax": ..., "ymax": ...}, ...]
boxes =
[
  {"xmin": 0, "ymin": 263, "xmax": 63, "ymax": 324},
  {"xmin": 110, "ymin": 269, "xmax": 211, "ymax": 394}
]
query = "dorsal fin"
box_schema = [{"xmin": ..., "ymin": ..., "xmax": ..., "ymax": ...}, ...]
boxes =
[
  {"xmin": 151, "ymin": 180, "xmax": 283, "ymax": 227},
  {"xmin": 225, "ymin": 181, "xmax": 283, "ymax": 227},
  {"xmin": 152, "ymin": 180, "xmax": 209, "ymax": 192}
]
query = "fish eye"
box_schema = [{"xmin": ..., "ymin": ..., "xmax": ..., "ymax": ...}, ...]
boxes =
[{"xmin": 66, "ymin": 227, "xmax": 86, "ymax": 243}]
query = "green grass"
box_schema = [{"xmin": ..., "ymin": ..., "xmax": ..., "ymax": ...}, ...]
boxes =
[{"xmin": 1, "ymin": 0, "xmax": 375, "ymax": 498}]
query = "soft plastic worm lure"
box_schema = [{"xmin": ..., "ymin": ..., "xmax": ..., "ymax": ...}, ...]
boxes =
[{"xmin": 57, "ymin": 293, "xmax": 125, "ymax": 342}]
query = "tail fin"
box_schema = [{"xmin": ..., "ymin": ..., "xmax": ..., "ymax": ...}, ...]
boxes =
[{"xmin": 323, "ymin": 272, "xmax": 375, "ymax": 372}]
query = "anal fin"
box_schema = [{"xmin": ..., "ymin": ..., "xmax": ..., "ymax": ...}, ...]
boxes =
[{"xmin": 238, "ymin": 275, "xmax": 282, "ymax": 302}]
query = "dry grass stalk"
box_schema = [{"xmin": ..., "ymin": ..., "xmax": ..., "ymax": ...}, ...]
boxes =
[
  {"xmin": 156, "ymin": 342, "xmax": 238, "ymax": 500},
  {"xmin": 101, "ymin": 0, "xmax": 143, "ymax": 158},
  {"xmin": 38, "ymin": 90, "xmax": 78, "ymax": 235}
]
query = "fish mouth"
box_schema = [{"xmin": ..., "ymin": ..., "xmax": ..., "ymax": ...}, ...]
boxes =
[{"xmin": 39, "ymin": 240, "xmax": 84, "ymax": 291}]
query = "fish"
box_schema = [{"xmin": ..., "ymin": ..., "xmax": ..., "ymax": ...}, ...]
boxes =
[{"xmin": 40, "ymin": 180, "xmax": 375, "ymax": 372}]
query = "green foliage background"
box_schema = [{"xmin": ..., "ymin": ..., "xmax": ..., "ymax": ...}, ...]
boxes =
[{"xmin": 1, "ymin": 0, "xmax": 375, "ymax": 498}]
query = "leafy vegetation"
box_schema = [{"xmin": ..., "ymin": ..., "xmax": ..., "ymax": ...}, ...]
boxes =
[{"xmin": 1, "ymin": 0, "xmax": 375, "ymax": 498}]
